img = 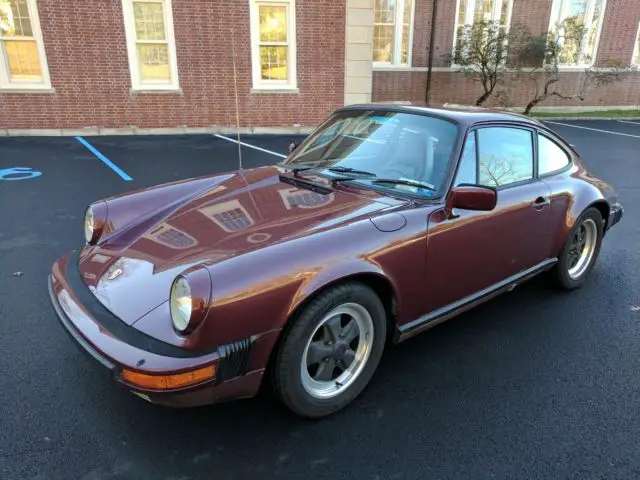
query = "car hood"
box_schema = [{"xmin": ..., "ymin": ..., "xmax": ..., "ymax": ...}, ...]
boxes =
[{"xmin": 77, "ymin": 166, "xmax": 405, "ymax": 325}]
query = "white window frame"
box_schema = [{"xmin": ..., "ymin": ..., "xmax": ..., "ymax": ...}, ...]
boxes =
[
  {"xmin": 632, "ymin": 22, "xmax": 640, "ymax": 66},
  {"xmin": 451, "ymin": 0, "xmax": 514, "ymax": 63},
  {"xmin": 547, "ymin": 0, "xmax": 607, "ymax": 68},
  {"xmin": 198, "ymin": 200, "xmax": 255, "ymax": 233},
  {"xmin": 121, "ymin": 0, "xmax": 180, "ymax": 91},
  {"xmin": 145, "ymin": 223, "xmax": 198, "ymax": 249},
  {"xmin": 0, "ymin": 0, "xmax": 51, "ymax": 90},
  {"xmin": 249, "ymin": 0, "xmax": 297, "ymax": 91},
  {"xmin": 373, "ymin": 0, "xmax": 416, "ymax": 68},
  {"xmin": 278, "ymin": 187, "xmax": 334, "ymax": 209}
]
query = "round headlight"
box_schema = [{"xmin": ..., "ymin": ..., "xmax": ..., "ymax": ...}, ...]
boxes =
[
  {"xmin": 170, "ymin": 276, "xmax": 192, "ymax": 332},
  {"xmin": 84, "ymin": 207, "xmax": 95, "ymax": 244}
]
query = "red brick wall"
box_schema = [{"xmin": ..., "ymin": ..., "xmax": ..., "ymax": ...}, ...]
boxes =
[
  {"xmin": 0, "ymin": 0, "xmax": 346, "ymax": 129},
  {"xmin": 374, "ymin": 70, "xmax": 640, "ymax": 108},
  {"xmin": 374, "ymin": 0, "xmax": 640, "ymax": 108},
  {"xmin": 409, "ymin": 0, "xmax": 457, "ymax": 68}
]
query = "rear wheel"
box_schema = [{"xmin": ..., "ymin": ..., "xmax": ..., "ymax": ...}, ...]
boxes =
[
  {"xmin": 271, "ymin": 282, "xmax": 387, "ymax": 418},
  {"xmin": 552, "ymin": 207, "xmax": 603, "ymax": 290}
]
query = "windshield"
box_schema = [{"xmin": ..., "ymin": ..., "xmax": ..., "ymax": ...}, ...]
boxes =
[{"xmin": 282, "ymin": 109, "xmax": 459, "ymax": 197}]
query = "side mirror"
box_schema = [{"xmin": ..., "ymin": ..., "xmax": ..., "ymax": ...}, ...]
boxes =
[{"xmin": 445, "ymin": 184, "xmax": 497, "ymax": 218}]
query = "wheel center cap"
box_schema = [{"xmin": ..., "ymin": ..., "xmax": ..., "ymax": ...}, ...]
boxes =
[{"xmin": 332, "ymin": 342, "xmax": 347, "ymax": 359}]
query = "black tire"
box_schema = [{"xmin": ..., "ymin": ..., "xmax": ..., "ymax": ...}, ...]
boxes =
[
  {"xmin": 552, "ymin": 207, "xmax": 604, "ymax": 290},
  {"xmin": 271, "ymin": 281, "xmax": 387, "ymax": 418}
]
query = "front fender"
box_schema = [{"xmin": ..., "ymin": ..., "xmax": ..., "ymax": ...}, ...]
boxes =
[{"xmin": 286, "ymin": 258, "xmax": 398, "ymax": 319}]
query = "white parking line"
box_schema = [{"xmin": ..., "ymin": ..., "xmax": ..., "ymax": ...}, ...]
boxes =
[
  {"xmin": 545, "ymin": 121, "xmax": 640, "ymax": 139},
  {"xmin": 617, "ymin": 120, "xmax": 640, "ymax": 125},
  {"xmin": 214, "ymin": 134, "xmax": 287, "ymax": 158}
]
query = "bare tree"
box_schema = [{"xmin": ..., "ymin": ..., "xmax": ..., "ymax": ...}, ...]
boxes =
[
  {"xmin": 0, "ymin": 1, "xmax": 11, "ymax": 38},
  {"xmin": 520, "ymin": 18, "xmax": 634, "ymax": 115},
  {"xmin": 447, "ymin": 21, "xmax": 530, "ymax": 106}
]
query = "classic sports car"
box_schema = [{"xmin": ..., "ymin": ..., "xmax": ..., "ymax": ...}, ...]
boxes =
[{"xmin": 49, "ymin": 103, "xmax": 623, "ymax": 418}]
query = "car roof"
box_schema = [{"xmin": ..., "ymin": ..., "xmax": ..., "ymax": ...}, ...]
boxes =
[{"xmin": 335, "ymin": 101, "xmax": 544, "ymax": 128}]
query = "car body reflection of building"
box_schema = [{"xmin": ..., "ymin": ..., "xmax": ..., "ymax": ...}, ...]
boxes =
[
  {"xmin": 82, "ymin": 167, "xmax": 391, "ymax": 281},
  {"xmin": 145, "ymin": 223, "xmax": 198, "ymax": 249},
  {"xmin": 199, "ymin": 199, "xmax": 255, "ymax": 232}
]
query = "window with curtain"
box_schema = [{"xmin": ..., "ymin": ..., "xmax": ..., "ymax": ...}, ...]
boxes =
[
  {"xmin": 373, "ymin": 0, "xmax": 414, "ymax": 66},
  {"xmin": 0, "ymin": 0, "xmax": 50, "ymax": 88},
  {"xmin": 122, "ymin": 0, "xmax": 179, "ymax": 90},
  {"xmin": 250, "ymin": 0, "xmax": 297, "ymax": 90}
]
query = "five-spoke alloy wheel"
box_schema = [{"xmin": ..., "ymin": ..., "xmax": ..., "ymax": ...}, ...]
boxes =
[
  {"xmin": 554, "ymin": 207, "xmax": 604, "ymax": 290},
  {"xmin": 300, "ymin": 303, "xmax": 374, "ymax": 400},
  {"xmin": 271, "ymin": 282, "xmax": 387, "ymax": 418}
]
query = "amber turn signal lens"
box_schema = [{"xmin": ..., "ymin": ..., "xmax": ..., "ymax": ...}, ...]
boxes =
[{"xmin": 122, "ymin": 364, "xmax": 216, "ymax": 390}]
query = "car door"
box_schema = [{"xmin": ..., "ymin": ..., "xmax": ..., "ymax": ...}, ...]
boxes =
[{"xmin": 423, "ymin": 124, "xmax": 554, "ymax": 314}]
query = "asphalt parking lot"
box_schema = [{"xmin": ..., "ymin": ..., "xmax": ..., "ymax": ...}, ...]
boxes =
[{"xmin": 0, "ymin": 120, "xmax": 638, "ymax": 480}]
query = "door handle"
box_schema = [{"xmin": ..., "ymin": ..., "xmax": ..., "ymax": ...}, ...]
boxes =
[{"xmin": 532, "ymin": 196, "xmax": 550, "ymax": 210}]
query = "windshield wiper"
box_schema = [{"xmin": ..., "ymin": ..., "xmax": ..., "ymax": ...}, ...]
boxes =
[
  {"xmin": 327, "ymin": 166, "xmax": 377, "ymax": 177},
  {"xmin": 276, "ymin": 162, "xmax": 319, "ymax": 174},
  {"xmin": 372, "ymin": 178, "xmax": 437, "ymax": 191}
]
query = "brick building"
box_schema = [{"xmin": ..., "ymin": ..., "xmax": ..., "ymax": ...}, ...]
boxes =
[{"xmin": 1, "ymin": 0, "xmax": 639, "ymax": 132}]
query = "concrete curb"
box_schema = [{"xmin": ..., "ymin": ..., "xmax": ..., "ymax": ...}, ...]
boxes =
[{"xmin": 0, "ymin": 125, "xmax": 316, "ymax": 137}]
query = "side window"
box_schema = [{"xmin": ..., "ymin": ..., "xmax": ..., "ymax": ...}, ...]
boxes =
[
  {"xmin": 538, "ymin": 133, "xmax": 571, "ymax": 175},
  {"xmin": 477, "ymin": 127, "xmax": 534, "ymax": 188},
  {"xmin": 454, "ymin": 131, "xmax": 478, "ymax": 186}
]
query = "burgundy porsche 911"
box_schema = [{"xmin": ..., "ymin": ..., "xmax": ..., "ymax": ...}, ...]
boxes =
[{"xmin": 49, "ymin": 103, "xmax": 623, "ymax": 418}]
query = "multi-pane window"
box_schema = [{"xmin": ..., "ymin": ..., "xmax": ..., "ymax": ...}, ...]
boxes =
[
  {"xmin": 632, "ymin": 23, "xmax": 640, "ymax": 66},
  {"xmin": 199, "ymin": 200, "xmax": 255, "ymax": 233},
  {"xmin": 453, "ymin": 0, "xmax": 513, "ymax": 59},
  {"xmin": 373, "ymin": 0, "xmax": 414, "ymax": 66},
  {"xmin": 121, "ymin": 0, "xmax": 179, "ymax": 90},
  {"xmin": 250, "ymin": 0, "xmax": 297, "ymax": 90},
  {"xmin": 0, "ymin": 0, "xmax": 50, "ymax": 89},
  {"xmin": 548, "ymin": 0, "xmax": 607, "ymax": 66},
  {"xmin": 279, "ymin": 188, "xmax": 333, "ymax": 210},
  {"xmin": 145, "ymin": 224, "xmax": 197, "ymax": 249}
]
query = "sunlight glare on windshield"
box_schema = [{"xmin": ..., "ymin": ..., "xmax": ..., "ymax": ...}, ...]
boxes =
[{"xmin": 286, "ymin": 110, "xmax": 458, "ymax": 196}]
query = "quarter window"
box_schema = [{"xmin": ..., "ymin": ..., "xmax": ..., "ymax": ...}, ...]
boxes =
[
  {"xmin": 538, "ymin": 134, "xmax": 571, "ymax": 175},
  {"xmin": 250, "ymin": 0, "xmax": 297, "ymax": 90},
  {"xmin": 0, "ymin": 0, "xmax": 50, "ymax": 89},
  {"xmin": 454, "ymin": 131, "xmax": 478, "ymax": 186},
  {"xmin": 373, "ymin": 0, "xmax": 414, "ymax": 66},
  {"xmin": 477, "ymin": 127, "xmax": 534, "ymax": 187},
  {"xmin": 121, "ymin": 0, "xmax": 180, "ymax": 91}
]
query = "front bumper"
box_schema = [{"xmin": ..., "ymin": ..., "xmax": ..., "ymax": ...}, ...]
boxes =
[
  {"xmin": 48, "ymin": 251, "xmax": 264, "ymax": 408},
  {"xmin": 607, "ymin": 202, "xmax": 624, "ymax": 231}
]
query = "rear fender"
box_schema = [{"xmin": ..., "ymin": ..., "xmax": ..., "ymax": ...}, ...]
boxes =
[{"xmin": 551, "ymin": 188, "xmax": 609, "ymax": 257}]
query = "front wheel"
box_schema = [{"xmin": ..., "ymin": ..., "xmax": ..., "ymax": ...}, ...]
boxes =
[
  {"xmin": 553, "ymin": 207, "xmax": 604, "ymax": 290},
  {"xmin": 271, "ymin": 282, "xmax": 387, "ymax": 418}
]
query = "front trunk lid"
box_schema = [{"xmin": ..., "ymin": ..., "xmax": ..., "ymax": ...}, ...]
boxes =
[{"xmin": 77, "ymin": 166, "xmax": 403, "ymax": 325}]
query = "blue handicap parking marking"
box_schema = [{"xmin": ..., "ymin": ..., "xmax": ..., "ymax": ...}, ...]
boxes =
[{"xmin": 0, "ymin": 167, "xmax": 43, "ymax": 181}]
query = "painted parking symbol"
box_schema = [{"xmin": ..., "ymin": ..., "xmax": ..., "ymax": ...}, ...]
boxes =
[{"xmin": 0, "ymin": 167, "xmax": 43, "ymax": 181}]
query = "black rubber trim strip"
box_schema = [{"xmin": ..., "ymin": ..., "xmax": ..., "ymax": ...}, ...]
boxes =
[
  {"xmin": 66, "ymin": 249, "xmax": 211, "ymax": 359},
  {"xmin": 398, "ymin": 258, "xmax": 558, "ymax": 336}
]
